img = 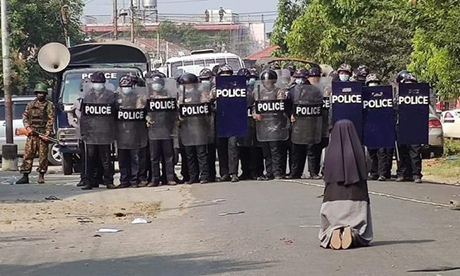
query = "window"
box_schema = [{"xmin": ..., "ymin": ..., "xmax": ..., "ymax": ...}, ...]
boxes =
[
  {"xmin": 194, "ymin": 60, "xmax": 205, "ymax": 67},
  {"xmin": 183, "ymin": 61, "xmax": 193, "ymax": 66},
  {"xmin": 227, "ymin": 58, "xmax": 242, "ymax": 72},
  {"xmin": 13, "ymin": 103, "xmax": 27, "ymax": 120},
  {"xmin": 216, "ymin": 58, "xmax": 226, "ymax": 66},
  {"xmin": 205, "ymin": 59, "xmax": 216, "ymax": 67},
  {"xmin": 171, "ymin": 61, "xmax": 184, "ymax": 78}
]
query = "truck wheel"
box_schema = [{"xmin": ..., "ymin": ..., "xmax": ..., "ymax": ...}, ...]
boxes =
[
  {"xmin": 62, "ymin": 153, "xmax": 73, "ymax": 175},
  {"xmin": 48, "ymin": 143, "xmax": 62, "ymax": 166}
]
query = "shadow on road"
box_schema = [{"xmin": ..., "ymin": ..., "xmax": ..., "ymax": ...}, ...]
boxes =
[{"xmin": 0, "ymin": 252, "xmax": 275, "ymax": 276}]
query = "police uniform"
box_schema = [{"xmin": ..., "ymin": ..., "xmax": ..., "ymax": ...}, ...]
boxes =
[
  {"xmin": 17, "ymin": 83, "xmax": 54, "ymax": 184},
  {"xmin": 80, "ymin": 72, "xmax": 117, "ymax": 190}
]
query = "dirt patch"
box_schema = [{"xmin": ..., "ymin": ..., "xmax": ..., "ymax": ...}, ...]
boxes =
[{"xmin": 0, "ymin": 185, "xmax": 193, "ymax": 233}]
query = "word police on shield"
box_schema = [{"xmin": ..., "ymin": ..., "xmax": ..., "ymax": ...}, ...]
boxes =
[
  {"xmin": 331, "ymin": 82, "xmax": 364, "ymax": 140},
  {"xmin": 216, "ymin": 76, "xmax": 248, "ymax": 137}
]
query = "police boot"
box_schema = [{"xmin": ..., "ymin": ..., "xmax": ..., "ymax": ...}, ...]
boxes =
[
  {"xmin": 16, "ymin": 174, "xmax": 29, "ymax": 184},
  {"xmin": 38, "ymin": 173, "xmax": 45, "ymax": 184}
]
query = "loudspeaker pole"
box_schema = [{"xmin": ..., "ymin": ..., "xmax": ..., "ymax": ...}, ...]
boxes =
[
  {"xmin": 1, "ymin": 0, "xmax": 18, "ymax": 171},
  {"xmin": 113, "ymin": 0, "xmax": 118, "ymax": 40},
  {"xmin": 130, "ymin": 0, "xmax": 135, "ymax": 43}
]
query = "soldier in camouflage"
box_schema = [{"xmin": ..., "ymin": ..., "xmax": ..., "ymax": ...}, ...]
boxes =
[{"xmin": 17, "ymin": 83, "xmax": 55, "ymax": 184}]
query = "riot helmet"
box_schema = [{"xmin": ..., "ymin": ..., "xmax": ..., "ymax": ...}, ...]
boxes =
[
  {"xmin": 260, "ymin": 69, "xmax": 277, "ymax": 90},
  {"xmin": 178, "ymin": 73, "xmax": 199, "ymax": 93},
  {"xmin": 148, "ymin": 73, "xmax": 166, "ymax": 92},
  {"xmin": 34, "ymin": 83, "xmax": 48, "ymax": 102},
  {"xmin": 119, "ymin": 75, "xmax": 134, "ymax": 94},
  {"xmin": 356, "ymin": 65, "xmax": 370, "ymax": 82},
  {"xmin": 396, "ymin": 70, "xmax": 417, "ymax": 84},
  {"xmin": 217, "ymin": 64, "xmax": 234, "ymax": 76},
  {"xmin": 285, "ymin": 64, "xmax": 297, "ymax": 77},
  {"xmin": 365, "ymin": 73, "xmax": 381, "ymax": 87},
  {"xmin": 293, "ymin": 68, "xmax": 308, "ymax": 85},
  {"xmin": 199, "ymin": 68, "xmax": 214, "ymax": 80},
  {"xmin": 308, "ymin": 66, "xmax": 322, "ymax": 84},
  {"xmin": 90, "ymin": 71, "xmax": 106, "ymax": 92},
  {"xmin": 337, "ymin": 63, "xmax": 352, "ymax": 82}
]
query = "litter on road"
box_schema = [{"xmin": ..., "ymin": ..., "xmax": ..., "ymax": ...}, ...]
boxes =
[
  {"xmin": 97, "ymin": 228, "xmax": 122, "ymax": 233},
  {"xmin": 131, "ymin": 218, "xmax": 150, "ymax": 224},
  {"xmin": 219, "ymin": 211, "xmax": 245, "ymax": 216}
]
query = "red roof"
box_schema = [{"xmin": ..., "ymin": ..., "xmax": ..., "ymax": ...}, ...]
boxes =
[{"xmin": 245, "ymin": 45, "xmax": 280, "ymax": 60}]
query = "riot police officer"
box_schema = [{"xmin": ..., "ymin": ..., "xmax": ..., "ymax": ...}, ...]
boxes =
[
  {"xmin": 365, "ymin": 73, "xmax": 394, "ymax": 181},
  {"xmin": 254, "ymin": 69, "xmax": 289, "ymax": 179},
  {"xmin": 215, "ymin": 64, "xmax": 240, "ymax": 182},
  {"xmin": 288, "ymin": 69, "xmax": 324, "ymax": 179},
  {"xmin": 178, "ymin": 73, "xmax": 213, "ymax": 184},
  {"xmin": 396, "ymin": 71, "xmax": 423, "ymax": 183},
  {"xmin": 199, "ymin": 68, "xmax": 217, "ymax": 182},
  {"xmin": 80, "ymin": 72, "xmax": 117, "ymax": 190},
  {"xmin": 116, "ymin": 75, "xmax": 148, "ymax": 188},
  {"xmin": 337, "ymin": 63, "xmax": 353, "ymax": 82},
  {"xmin": 237, "ymin": 68, "xmax": 265, "ymax": 180},
  {"xmin": 146, "ymin": 73, "xmax": 177, "ymax": 186}
]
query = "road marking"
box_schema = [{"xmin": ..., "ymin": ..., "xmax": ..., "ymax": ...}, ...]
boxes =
[{"xmin": 283, "ymin": 179, "xmax": 451, "ymax": 208}]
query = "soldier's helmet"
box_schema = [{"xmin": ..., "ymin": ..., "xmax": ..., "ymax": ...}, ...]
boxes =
[
  {"xmin": 285, "ymin": 64, "xmax": 297, "ymax": 77},
  {"xmin": 119, "ymin": 75, "xmax": 134, "ymax": 87},
  {"xmin": 356, "ymin": 65, "xmax": 370, "ymax": 78},
  {"xmin": 178, "ymin": 73, "xmax": 199, "ymax": 85},
  {"xmin": 90, "ymin": 71, "xmax": 106, "ymax": 83},
  {"xmin": 365, "ymin": 73, "xmax": 381, "ymax": 86},
  {"xmin": 34, "ymin": 83, "xmax": 48, "ymax": 94},
  {"xmin": 237, "ymin": 68, "xmax": 251, "ymax": 79},
  {"xmin": 199, "ymin": 68, "xmax": 214, "ymax": 80},
  {"xmin": 293, "ymin": 68, "xmax": 308, "ymax": 79},
  {"xmin": 260, "ymin": 69, "xmax": 278, "ymax": 81},
  {"xmin": 309, "ymin": 66, "xmax": 322, "ymax": 77},
  {"xmin": 217, "ymin": 64, "xmax": 234, "ymax": 76},
  {"xmin": 337, "ymin": 63, "xmax": 352, "ymax": 75}
]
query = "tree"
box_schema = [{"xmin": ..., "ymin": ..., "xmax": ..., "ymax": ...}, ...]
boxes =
[
  {"xmin": 408, "ymin": 0, "xmax": 460, "ymax": 99},
  {"xmin": 0, "ymin": 0, "xmax": 84, "ymax": 94},
  {"xmin": 270, "ymin": 0, "xmax": 306, "ymax": 56}
]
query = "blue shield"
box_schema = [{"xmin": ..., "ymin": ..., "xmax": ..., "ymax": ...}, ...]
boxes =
[
  {"xmin": 216, "ymin": 76, "xmax": 248, "ymax": 137},
  {"xmin": 397, "ymin": 83, "xmax": 430, "ymax": 145},
  {"xmin": 331, "ymin": 82, "xmax": 363, "ymax": 139},
  {"xmin": 362, "ymin": 86, "xmax": 395, "ymax": 149}
]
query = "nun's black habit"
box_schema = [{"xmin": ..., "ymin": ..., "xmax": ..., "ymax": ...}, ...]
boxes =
[{"xmin": 319, "ymin": 120, "xmax": 373, "ymax": 248}]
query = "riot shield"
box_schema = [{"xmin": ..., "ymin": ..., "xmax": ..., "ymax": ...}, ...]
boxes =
[
  {"xmin": 178, "ymin": 83, "xmax": 215, "ymax": 147},
  {"xmin": 291, "ymin": 84, "xmax": 323, "ymax": 145},
  {"xmin": 315, "ymin": 73, "xmax": 332, "ymax": 139},
  {"xmin": 362, "ymin": 86, "xmax": 395, "ymax": 149},
  {"xmin": 80, "ymin": 84, "xmax": 116, "ymax": 145},
  {"xmin": 397, "ymin": 83, "xmax": 429, "ymax": 145},
  {"xmin": 146, "ymin": 79, "xmax": 178, "ymax": 140},
  {"xmin": 331, "ymin": 81, "xmax": 363, "ymax": 140},
  {"xmin": 237, "ymin": 85, "xmax": 257, "ymax": 147},
  {"xmin": 254, "ymin": 80, "xmax": 290, "ymax": 142},
  {"xmin": 275, "ymin": 69, "xmax": 292, "ymax": 89},
  {"xmin": 216, "ymin": 75, "xmax": 248, "ymax": 137},
  {"xmin": 115, "ymin": 86, "xmax": 148, "ymax": 150}
]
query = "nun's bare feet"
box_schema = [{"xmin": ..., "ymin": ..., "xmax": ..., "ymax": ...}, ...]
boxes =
[
  {"xmin": 330, "ymin": 229, "xmax": 342, "ymax": 250},
  {"xmin": 342, "ymin": 226, "xmax": 353, "ymax": 250}
]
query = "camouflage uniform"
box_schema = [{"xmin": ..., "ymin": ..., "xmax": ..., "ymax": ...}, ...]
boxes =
[{"xmin": 21, "ymin": 98, "xmax": 55, "ymax": 174}]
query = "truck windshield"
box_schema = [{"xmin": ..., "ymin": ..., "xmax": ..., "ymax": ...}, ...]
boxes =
[{"xmin": 61, "ymin": 72, "xmax": 129, "ymax": 104}]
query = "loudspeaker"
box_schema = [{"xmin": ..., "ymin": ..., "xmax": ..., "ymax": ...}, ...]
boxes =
[{"xmin": 38, "ymin": 42, "xmax": 70, "ymax": 73}]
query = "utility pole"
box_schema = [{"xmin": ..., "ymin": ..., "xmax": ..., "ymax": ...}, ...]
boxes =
[
  {"xmin": 61, "ymin": 3, "xmax": 70, "ymax": 47},
  {"xmin": 130, "ymin": 0, "xmax": 135, "ymax": 43},
  {"xmin": 113, "ymin": 0, "xmax": 118, "ymax": 40},
  {"xmin": 1, "ymin": 0, "xmax": 18, "ymax": 171}
]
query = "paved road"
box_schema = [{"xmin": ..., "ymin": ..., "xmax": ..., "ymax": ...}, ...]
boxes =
[{"xmin": 1, "ymin": 175, "xmax": 460, "ymax": 276}]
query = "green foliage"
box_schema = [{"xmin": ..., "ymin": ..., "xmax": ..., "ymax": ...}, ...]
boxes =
[
  {"xmin": 443, "ymin": 139, "xmax": 460, "ymax": 157},
  {"xmin": 275, "ymin": 0, "xmax": 460, "ymax": 93},
  {"xmin": 0, "ymin": 0, "xmax": 84, "ymax": 94}
]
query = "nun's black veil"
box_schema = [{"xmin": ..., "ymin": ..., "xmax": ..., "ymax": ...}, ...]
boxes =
[{"xmin": 324, "ymin": 120, "xmax": 367, "ymax": 185}]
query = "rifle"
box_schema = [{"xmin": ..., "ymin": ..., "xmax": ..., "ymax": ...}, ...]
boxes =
[{"xmin": 15, "ymin": 128, "xmax": 61, "ymax": 145}]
